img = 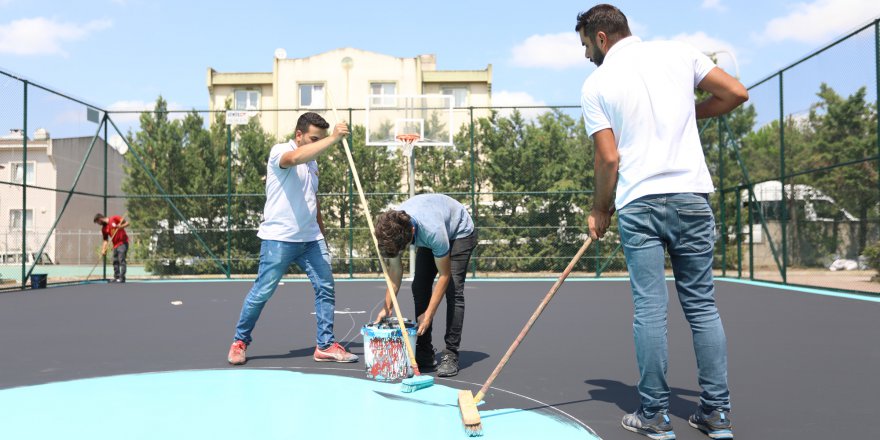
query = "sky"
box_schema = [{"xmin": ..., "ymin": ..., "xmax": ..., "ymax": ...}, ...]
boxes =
[{"xmin": 1, "ymin": 0, "xmax": 879, "ymax": 136}]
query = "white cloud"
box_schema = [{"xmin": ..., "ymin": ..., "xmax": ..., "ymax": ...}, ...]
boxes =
[
  {"xmin": 628, "ymin": 19, "xmax": 649, "ymax": 37},
  {"xmin": 511, "ymin": 32, "xmax": 585, "ymax": 70},
  {"xmin": 0, "ymin": 17, "xmax": 111, "ymax": 56},
  {"xmin": 667, "ymin": 32, "xmax": 741, "ymax": 76},
  {"xmin": 491, "ymin": 90, "xmax": 547, "ymax": 119},
  {"xmin": 701, "ymin": 0, "xmax": 727, "ymax": 12},
  {"xmin": 759, "ymin": 0, "xmax": 880, "ymax": 44}
]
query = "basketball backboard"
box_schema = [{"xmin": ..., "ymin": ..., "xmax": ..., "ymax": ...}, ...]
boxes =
[{"xmin": 365, "ymin": 94, "xmax": 454, "ymax": 147}]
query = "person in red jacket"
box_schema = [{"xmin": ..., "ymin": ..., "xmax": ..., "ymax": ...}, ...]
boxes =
[{"xmin": 94, "ymin": 213, "xmax": 130, "ymax": 283}]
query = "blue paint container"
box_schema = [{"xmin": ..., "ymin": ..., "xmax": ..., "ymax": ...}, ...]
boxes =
[{"xmin": 360, "ymin": 318, "xmax": 417, "ymax": 382}]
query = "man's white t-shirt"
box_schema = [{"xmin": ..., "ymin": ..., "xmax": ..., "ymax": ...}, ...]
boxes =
[
  {"xmin": 581, "ymin": 36, "xmax": 717, "ymax": 209},
  {"xmin": 257, "ymin": 140, "xmax": 323, "ymax": 242}
]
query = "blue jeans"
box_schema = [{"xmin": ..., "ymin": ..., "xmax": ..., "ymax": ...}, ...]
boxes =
[
  {"xmin": 234, "ymin": 239, "xmax": 336, "ymax": 349},
  {"xmin": 617, "ymin": 193, "xmax": 730, "ymax": 414}
]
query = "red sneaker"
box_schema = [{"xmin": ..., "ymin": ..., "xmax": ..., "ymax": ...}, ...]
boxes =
[
  {"xmin": 313, "ymin": 342, "xmax": 358, "ymax": 363},
  {"xmin": 227, "ymin": 340, "xmax": 247, "ymax": 365}
]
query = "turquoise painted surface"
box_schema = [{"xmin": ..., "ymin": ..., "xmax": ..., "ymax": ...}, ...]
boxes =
[{"xmin": 0, "ymin": 369, "xmax": 599, "ymax": 439}]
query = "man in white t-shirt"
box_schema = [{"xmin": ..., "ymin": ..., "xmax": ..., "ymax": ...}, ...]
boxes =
[
  {"xmin": 227, "ymin": 112, "xmax": 358, "ymax": 365},
  {"xmin": 576, "ymin": 4, "xmax": 748, "ymax": 440}
]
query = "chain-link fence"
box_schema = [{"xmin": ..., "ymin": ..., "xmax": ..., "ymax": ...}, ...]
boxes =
[
  {"xmin": 1, "ymin": 19, "xmax": 878, "ymax": 294},
  {"xmin": 712, "ymin": 19, "xmax": 879, "ymax": 294}
]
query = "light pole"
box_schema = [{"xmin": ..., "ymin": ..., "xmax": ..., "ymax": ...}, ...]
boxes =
[{"xmin": 341, "ymin": 56, "xmax": 353, "ymax": 109}]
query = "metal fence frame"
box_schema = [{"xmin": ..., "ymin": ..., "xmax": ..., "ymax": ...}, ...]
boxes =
[{"xmin": 1, "ymin": 18, "xmax": 878, "ymax": 295}]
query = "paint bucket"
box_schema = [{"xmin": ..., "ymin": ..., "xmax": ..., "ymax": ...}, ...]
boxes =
[
  {"xmin": 30, "ymin": 273, "xmax": 47, "ymax": 289},
  {"xmin": 360, "ymin": 317, "xmax": 417, "ymax": 382}
]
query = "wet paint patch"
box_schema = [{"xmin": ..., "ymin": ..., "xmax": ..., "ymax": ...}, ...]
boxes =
[{"xmin": 0, "ymin": 369, "xmax": 599, "ymax": 439}]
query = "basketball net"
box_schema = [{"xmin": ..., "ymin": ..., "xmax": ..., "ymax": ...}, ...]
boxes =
[{"xmin": 396, "ymin": 133, "xmax": 420, "ymax": 158}]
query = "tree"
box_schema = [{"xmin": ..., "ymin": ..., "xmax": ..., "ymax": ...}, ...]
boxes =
[
  {"xmin": 122, "ymin": 96, "xmax": 189, "ymax": 274},
  {"xmin": 804, "ymin": 84, "xmax": 878, "ymax": 257}
]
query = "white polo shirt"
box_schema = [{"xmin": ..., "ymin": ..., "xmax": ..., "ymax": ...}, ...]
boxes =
[
  {"xmin": 581, "ymin": 36, "xmax": 717, "ymax": 209},
  {"xmin": 256, "ymin": 140, "xmax": 323, "ymax": 242}
]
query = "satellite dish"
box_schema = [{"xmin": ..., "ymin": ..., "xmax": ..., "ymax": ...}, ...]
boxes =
[
  {"xmin": 274, "ymin": 48, "xmax": 287, "ymax": 60},
  {"xmin": 109, "ymin": 134, "xmax": 128, "ymax": 155}
]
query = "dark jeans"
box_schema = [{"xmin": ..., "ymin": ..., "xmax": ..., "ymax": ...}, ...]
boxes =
[
  {"xmin": 113, "ymin": 243, "xmax": 128, "ymax": 281},
  {"xmin": 412, "ymin": 231, "xmax": 477, "ymax": 359}
]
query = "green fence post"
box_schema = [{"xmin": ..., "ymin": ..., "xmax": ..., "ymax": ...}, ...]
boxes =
[
  {"xmin": 103, "ymin": 113, "xmax": 109, "ymax": 281},
  {"xmin": 26, "ymin": 119, "xmax": 107, "ymax": 281},
  {"xmin": 226, "ymin": 124, "xmax": 232, "ymax": 279},
  {"xmin": 876, "ymin": 20, "xmax": 879, "ymax": 225},
  {"xmin": 736, "ymin": 186, "xmax": 742, "ymax": 278},
  {"xmin": 779, "ymin": 72, "xmax": 787, "ymax": 284},
  {"xmin": 21, "ymin": 80, "xmax": 27, "ymax": 289},
  {"xmin": 348, "ymin": 107, "xmax": 354, "ymax": 279},
  {"xmin": 469, "ymin": 106, "xmax": 476, "ymax": 278},
  {"xmin": 719, "ymin": 117, "xmax": 726, "ymax": 277},
  {"xmin": 748, "ymin": 188, "xmax": 754, "ymax": 280}
]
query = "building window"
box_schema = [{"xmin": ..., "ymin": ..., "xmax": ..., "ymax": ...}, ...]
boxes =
[
  {"xmin": 442, "ymin": 87, "xmax": 469, "ymax": 107},
  {"xmin": 234, "ymin": 90, "xmax": 260, "ymax": 111},
  {"xmin": 11, "ymin": 162, "xmax": 35, "ymax": 185},
  {"xmin": 370, "ymin": 82, "xmax": 397, "ymax": 106},
  {"xmin": 299, "ymin": 84, "xmax": 325, "ymax": 108},
  {"xmin": 10, "ymin": 209, "xmax": 33, "ymax": 230}
]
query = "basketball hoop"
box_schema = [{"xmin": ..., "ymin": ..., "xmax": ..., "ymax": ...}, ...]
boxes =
[{"xmin": 396, "ymin": 133, "xmax": 420, "ymax": 157}]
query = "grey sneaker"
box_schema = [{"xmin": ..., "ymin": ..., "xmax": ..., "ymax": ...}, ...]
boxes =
[
  {"xmin": 436, "ymin": 352, "xmax": 459, "ymax": 377},
  {"xmin": 313, "ymin": 342, "xmax": 358, "ymax": 363},
  {"xmin": 621, "ymin": 408, "xmax": 676, "ymax": 440},
  {"xmin": 688, "ymin": 407, "xmax": 733, "ymax": 439}
]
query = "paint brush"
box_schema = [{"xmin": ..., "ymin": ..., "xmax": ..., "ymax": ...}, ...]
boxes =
[{"xmin": 458, "ymin": 389, "xmax": 483, "ymax": 436}]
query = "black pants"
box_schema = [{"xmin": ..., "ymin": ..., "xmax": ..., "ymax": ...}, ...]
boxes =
[
  {"xmin": 113, "ymin": 243, "xmax": 128, "ymax": 281},
  {"xmin": 412, "ymin": 231, "xmax": 477, "ymax": 359}
]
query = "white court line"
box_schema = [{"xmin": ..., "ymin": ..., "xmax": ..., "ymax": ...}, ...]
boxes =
[{"xmin": 436, "ymin": 377, "xmax": 601, "ymax": 438}]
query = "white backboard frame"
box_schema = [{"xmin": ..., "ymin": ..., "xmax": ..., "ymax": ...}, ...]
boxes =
[{"xmin": 365, "ymin": 94, "xmax": 454, "ymax": 147}]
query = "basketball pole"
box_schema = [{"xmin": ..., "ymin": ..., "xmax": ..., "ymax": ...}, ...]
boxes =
[
  {"xmin": 324, "ymin": 88, "xmax": 432, "ymax": 391},
  {"xmin": 406, "ymin": 142, "xmax": 416, "ymax": 279}
]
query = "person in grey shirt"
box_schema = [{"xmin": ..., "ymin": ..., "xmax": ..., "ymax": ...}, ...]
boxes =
[{"xmin": 374, "ymin": 193, "xmax": 477, "ymax": 377}]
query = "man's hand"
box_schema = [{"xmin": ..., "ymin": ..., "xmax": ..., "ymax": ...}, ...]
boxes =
[
  {"xmin": 331, "ymin": 122, "xmax": 350, "ymax": 141},
  {"xmin": 589, "ymin": 207, "xmax": 613, "ymax": 240},
  {"xmin": 374, "ymin": 305, "xmax": 393, "ymax": 324},
  {"xmin": 416, "ymin": 312, "xmax": 434, "ymax": 336}
]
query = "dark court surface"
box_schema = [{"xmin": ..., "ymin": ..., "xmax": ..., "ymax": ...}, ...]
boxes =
[{"xmin": 1, "ymin": 279, "xmax": 878, "ymax": 439}]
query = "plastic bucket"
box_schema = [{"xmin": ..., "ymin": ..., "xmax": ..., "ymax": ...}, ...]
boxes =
[
  {"xmin": 360, "ymin": 318, "xmax": 417, "ymax": 382},
  {"xmin": 30, "ymin": 273, "xmax": 47, "ymax": 289}
]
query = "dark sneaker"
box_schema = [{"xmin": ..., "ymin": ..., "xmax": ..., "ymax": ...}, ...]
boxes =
[
  {"xmin": 689, "ymin": 407, "xmax": 733, "ymax": 439},
  {"xmin": 436, "ymin": 352, "xmax": 459, "ymax": 377},
  {"xmin": 416, "ymin": 346, "xmax": 437, "ymax": 371},
  {"xmin": 314, "ymin": 342, "xmax": 358, "ymax": 363},
  {"xmin": 621, "ymin": 408, "xmax": 676, "ymax": 440},
  {"xmin": 227, "ymin": 340, "xmax": 247, "ymax": 365}
]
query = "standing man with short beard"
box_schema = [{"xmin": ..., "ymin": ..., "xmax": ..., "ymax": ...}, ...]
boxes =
[
  {"xmin": 576, "ymin": 4, "xmax": 748, "ymax": 439},
  {"xmin": 374, "ymin": 194, "xmax": 477, "ymax": 377},
  {"xmin": 227, "ymin": 112, "xmax": 358, "ymax": 365}
]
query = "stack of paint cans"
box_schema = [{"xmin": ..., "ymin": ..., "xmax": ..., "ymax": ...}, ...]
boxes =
[{"xmin": 360, "ymin": 317, "xmax": 417, "ymax": 382}]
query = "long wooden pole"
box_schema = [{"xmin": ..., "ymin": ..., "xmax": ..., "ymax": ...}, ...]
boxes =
[
  {"xmin": 324, "ymin": 92, "xmax": 422, "ymax": 376},
  {"xmin": 473, "ymin": 237, "xmax": 593, "ymax": 402}
]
